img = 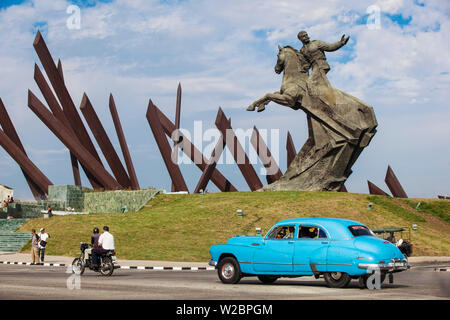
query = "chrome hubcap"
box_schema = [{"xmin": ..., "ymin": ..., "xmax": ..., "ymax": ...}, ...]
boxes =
[
  {"xmin": 221, "ymin": 263, "xmax": 234, "ymax": 280},
  {"xmin": 330, "ymin": 272, "xmax": 342, "ymax": 280}
]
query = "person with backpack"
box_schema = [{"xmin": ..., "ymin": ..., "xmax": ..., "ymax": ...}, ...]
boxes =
[{"xmin": 37, "ymin": 228, "xmax": 50, "ymax": 263}]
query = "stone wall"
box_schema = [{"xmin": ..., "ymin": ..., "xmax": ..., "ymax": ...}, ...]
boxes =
[
  {"xmin": 1, "ymin": 200, "xmax": 65, "ymax": 219},
  {"xmin": 84, "ymin": 189, "xmax": 160, "ymax": 213},
  {"xmin": 1, "ymin": 186, "xmax": 160, "ymax": 218},
  {"xmin": 48, "ymin": 185, "xmax": 91, "ymax": 210}
]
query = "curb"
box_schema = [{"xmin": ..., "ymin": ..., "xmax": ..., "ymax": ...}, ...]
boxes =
[
  {"xmin": 434, "ymin": 268, "xmax": 449, "ymax": 272},
  {"xmin": 0, "ymin": 261, "xmax": 215, "ymax": 271}
]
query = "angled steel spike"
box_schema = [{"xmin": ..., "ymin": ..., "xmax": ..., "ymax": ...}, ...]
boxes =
[
  {"xmin": 215, "ymin": 107, "xmax": 263, "ymax": 191},
  {"xmin": 34, "ymin": 64, "xmax": 92, "ymax": 188},
  {"xmin": 146, "ymin": 99, "xmax": 189, "ymax": 193},
  {"xmin": 251, "ymin": 126, "xmax": 282, "ymax": 184},
  {"xmin": 57, "ymin": 59, "xmax": 64, "ymax": 83},
  {"xmin": 109, "ymin": 94, "xmax": 140, "ymax": 190},
  {"xmin": 80, "ymin": 93, "xmax": 131, "ymax": 189},
  {"xmin": 0, "ymin": 127, "xmax": 53, "ymax": 195},
  {"xmin": 385, "ymin": 165, "xmax": 408, "ymax": 198},
  {"xmin": 368, "ymin": 180, "xmax": 390, "ymax": 196},
  {"xmin": 28, "ymin": 90, "xmax": 121, "ymax": 190},
  {"xmin": 154, "ymin": 104, "xmax": 236, "ymax": 192},
  {"xmin": 33, "ymin": 30, "xmax": 104, "ymax": 189},
  {"xmin": 172, "ymin": 83, "xmax": 182, "ymax": 192},
  {"xmin": 194, "ymin": 134, "xmax": 226, "ymax": 194},
  {"xmin": 0, "ymin": 98, "xmax": 48, "ymax": 199},
  {"xmin": 286, "ymin": 131, "xmax": 296, "ymax": 169}
]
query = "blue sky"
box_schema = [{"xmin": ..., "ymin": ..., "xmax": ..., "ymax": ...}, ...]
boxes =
[{"xmin": 0, "ymin": 0, "xmax": 449, "ymax": 199}]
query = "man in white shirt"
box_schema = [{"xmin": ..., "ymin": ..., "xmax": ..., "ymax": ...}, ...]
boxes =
[
  {"xmin": 91, "ymin": 226, "xmax": 115, "ymax": 267},
  {"xmin": 38, "ymin": 228, "xmax": 50, "ymax": 263}
]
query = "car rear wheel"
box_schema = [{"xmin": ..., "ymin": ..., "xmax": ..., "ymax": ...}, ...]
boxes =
[
  {"xmin": 323, "ymin": 272, "xmax": 351, "ymax": 288},
  {"xmin": 257, "ymin": 275, "xmax": 278, "ymax": 284},
  {"xmin": 218, "ymin": 257, "xmax": 241, "ymax": 284}
]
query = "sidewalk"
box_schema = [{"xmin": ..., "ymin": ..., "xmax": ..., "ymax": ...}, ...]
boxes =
[
  {"xmin": 1, "ymin": 252, "xmax": 449, "ymax": 268},
  {"xmin": 0, "ymin": 252, "xmax": 213, "ymax": 269}
]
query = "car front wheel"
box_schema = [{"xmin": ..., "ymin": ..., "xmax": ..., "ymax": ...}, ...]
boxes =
[
  {"xmin": 323, "ymin": 272, "xmax": 351, "ymax": 288},
  {"xmin": 217, "ymin": 257, "xmax": 241, "ymax": 284}
]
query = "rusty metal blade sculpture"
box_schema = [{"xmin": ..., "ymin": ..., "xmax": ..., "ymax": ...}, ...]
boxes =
[
  {"xmin": 251, "ymin": 126, "xmax": 282, "ymax": 184},
  {"xmin": 28, "ymin": 90, "xmax": 121, "ymax": 190},
  {"xmin": 33, "ymin": 31, "xmax": 104, "ymax": 189},
  {"xmin": 109, "ymin": 94, "xmax": 140, "ymax": 190},
  {"xmin": 286, "ymin": 131, "xmax": 296, "ymax": 169},
  {"xmin": 385, "ymin": 165, "xmax": 408, "ymax": 198},
  {"xmin": 368, "ymin": 180, "xmax": 390, "ymax": 196},
  {"xmin": 154, "ymin": 104, "xmax": 236, "ymax": 192},
  {"xmin": 57, "ymin": 60, "xmax": 82, "ymax": 186},
  {"xmin": 194, "ymin": 134, "xmax": 226, "ymax": 194},
  {"xmin": 0, "ymin": 98, "xmax": 48, "ymax": 199},
  {"xmin": 146, "ymin": 99, "xmax": 189, "ymax": 192},
  {"xmin": 0, "ymin": 127, "xmax": 53, "ymax": 195},
  {"xmin": 80, "ymin": 93, "xmax": 131, "ymax": 189},
  {"xmin": 215, "ymin": 107, "xmax": 263, "ymax": 191},
  {"xmin": 172, "ymin": 83, "xmax": 182, "ymax": 192},
  {"xmin": 34, "ymin": 64, "xmax": 83, "ymax": 187}
]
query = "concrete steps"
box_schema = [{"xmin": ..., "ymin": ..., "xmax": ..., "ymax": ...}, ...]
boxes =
[{"xmin": 0, "ymin": 219, "xmax": 31, "ymax": 252}]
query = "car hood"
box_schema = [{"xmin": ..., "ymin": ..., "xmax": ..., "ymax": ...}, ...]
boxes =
[
  {"xmin": 227, "ymin": 236, "xmax": 264, "ymax": 246},
  {"xmin": 354, "ymin": 236, "xmax": 405, "ymax": 260}
]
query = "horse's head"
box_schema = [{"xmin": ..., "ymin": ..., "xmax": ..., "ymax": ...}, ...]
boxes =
[
  {"xmin": 275, "ymin": 45, "xmax": 299, "ymax": 75},
  {"xmin": 275, "ymin": 45, "xmax": 285, "ymax": 74}
]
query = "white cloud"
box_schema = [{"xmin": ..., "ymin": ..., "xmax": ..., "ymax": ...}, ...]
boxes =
[{"xmin": 0, "ymin": 0, "xmax": 449, "ymax": 198}]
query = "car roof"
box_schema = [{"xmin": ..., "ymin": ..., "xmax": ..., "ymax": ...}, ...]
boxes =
[
  {"xmin": 274, "ymin": 217, "xmax": 366, "ymax": 239},
  {"xmin": 372, "ymin": 227, "xmax": 405, "ymax": 233}
]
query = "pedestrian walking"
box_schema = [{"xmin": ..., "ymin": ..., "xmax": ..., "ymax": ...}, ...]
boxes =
[
  {"xmin": 31, "ymin": 229, "xmax": 40, "ymax": 265},
  {"xmin": 37, "ymin": 228, "xmax": 50, "ymax": 262},
  {"xmin": 46, "ymin": 205, "xmax": 52, "ymax": 217}
]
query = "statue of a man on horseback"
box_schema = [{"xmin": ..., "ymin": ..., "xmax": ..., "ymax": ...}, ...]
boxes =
[{"xmin": 247, "ymin": 31, "xmax": 378, "ymax": 192}]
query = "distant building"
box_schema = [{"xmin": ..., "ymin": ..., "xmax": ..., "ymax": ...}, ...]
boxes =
[{"xmin": 0, "ymin": 184, "xmax": 14, "ymax": 203}]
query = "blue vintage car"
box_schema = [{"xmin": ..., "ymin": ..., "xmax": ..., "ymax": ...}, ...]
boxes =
[{"xmin": 209, "ymin": 217, "xmax": 410, "ymax": 288}]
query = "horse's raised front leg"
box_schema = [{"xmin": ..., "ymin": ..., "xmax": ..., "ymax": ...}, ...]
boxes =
[{"xmin": 247, "ymin": 91, "xmax": 295, "ymax": 112}]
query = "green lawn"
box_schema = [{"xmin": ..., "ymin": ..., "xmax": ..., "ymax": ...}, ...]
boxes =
[{"xmin": 18, "ymin": 191, "xmax": 450, "ymax": 261}]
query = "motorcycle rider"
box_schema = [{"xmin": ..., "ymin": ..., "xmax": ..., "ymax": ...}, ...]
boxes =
[
  {"xmin": 91, "ymin": 226, "xmax": 115, "ymax": 268},
  {"xmin": 84, "ymin": 227, "xmax": 100, "ymax": 261}
]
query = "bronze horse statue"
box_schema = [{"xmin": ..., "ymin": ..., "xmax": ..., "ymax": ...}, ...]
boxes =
[{"xmin": 247, "ymin": 45, "xmax": 378, "ymax": 191}]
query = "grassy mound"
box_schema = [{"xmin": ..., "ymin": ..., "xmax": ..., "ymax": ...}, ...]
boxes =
[{"xmin": 18, "ymin": 191, "xmax": 450, "ymax": 261}]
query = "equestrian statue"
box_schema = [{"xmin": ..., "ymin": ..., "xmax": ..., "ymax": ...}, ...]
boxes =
[{"xmin": 247, "ymin": 31, "xmax": 378, "ymax": 191}]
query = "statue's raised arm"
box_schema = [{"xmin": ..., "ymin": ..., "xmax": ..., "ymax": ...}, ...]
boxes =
[{"xmin": 298, "ymin": 31, "xmax": 349, "ymax": 74}]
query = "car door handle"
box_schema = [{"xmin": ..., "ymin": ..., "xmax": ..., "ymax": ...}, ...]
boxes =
[
  {"xmin": 321, "ymin": 241, "xmax": 329, "ymax": 244},
  {"xmin": 288, "ymin": 241, "xmax": 294, "ymax": 244},
  {"xmin": 251, "ymin": 243, "xmax": 260, "ymax": 246}
]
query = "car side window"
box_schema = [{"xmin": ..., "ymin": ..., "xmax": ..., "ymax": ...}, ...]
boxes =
[
  {"xmin": 267, "ymin": 225, "xmax": 296, "ymax": 239},
  {"xmin": 298, "ymin": 226, "xmax": 328, "ymax": 239}
]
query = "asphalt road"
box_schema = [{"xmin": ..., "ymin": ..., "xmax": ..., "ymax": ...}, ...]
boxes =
[{"xmin": 0, "ymin": 263, "xmax": 448, "ymax": 300}]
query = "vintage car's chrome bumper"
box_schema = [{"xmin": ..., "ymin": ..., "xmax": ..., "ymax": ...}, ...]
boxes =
[
  {"xmin": 358, "ymin": 259, "xmax": 410, "ymax": 272},
  {"xmin": 208, "ymin": 259, "xmax": 217, "ymax": 267}
]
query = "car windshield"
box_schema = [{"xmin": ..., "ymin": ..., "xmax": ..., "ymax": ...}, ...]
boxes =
[{"xmin": 348, "ymin": 225, "xmax": 375, "ymax": 237}]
